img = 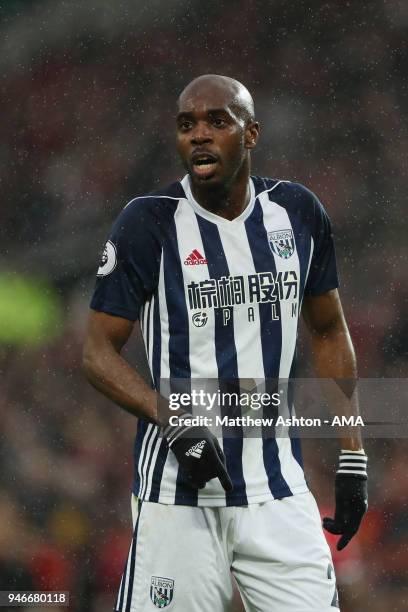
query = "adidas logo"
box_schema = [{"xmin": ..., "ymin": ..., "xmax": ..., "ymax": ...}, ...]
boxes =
[
  {"xmin": 184, "ymin": 249, "xmax": 207, "ymax": 266},
  {"xmin": 185, "ymin": 440, "xmax": 206, "ymax": 458}
]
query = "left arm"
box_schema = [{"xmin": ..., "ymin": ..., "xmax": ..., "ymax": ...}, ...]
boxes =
[
  {"xmin": 302, "ymin": 288, "xmax": 362, "ymax": 450},
  {"xmin": 302, "ymin": 288, "xmax": 368, "ymax": 550}
]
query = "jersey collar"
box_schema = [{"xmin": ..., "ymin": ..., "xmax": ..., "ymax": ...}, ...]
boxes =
[{"xmin": 180, "ymin": 174, "xmax": 256, "ymax": 226}]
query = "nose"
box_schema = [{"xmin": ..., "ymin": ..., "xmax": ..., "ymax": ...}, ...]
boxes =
[{"xmin": 190, "ymin": 121, "xmax": 212, "ymax": 145}]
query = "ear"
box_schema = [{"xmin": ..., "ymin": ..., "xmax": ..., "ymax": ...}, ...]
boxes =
[{"xmin": 244, "ymin": 121, "xmax": 260, "ymax": 150}]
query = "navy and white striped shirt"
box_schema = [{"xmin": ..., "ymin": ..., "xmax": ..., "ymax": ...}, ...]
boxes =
[{"xmin": 91, "ymin": 175, "xmax": 339, "ymax": 506}]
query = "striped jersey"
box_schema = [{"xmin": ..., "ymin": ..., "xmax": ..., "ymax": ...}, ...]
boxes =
[{"xmin": 90, "ymin": 175, "xmax": 339, "ymax": 506}]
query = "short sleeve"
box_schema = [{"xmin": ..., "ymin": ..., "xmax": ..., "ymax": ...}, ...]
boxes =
[
  {"xmin": 90, "ymin": 199, "xmax": 162, "ymax": 320},
  {"xmin": 304, "ymin": 191, "xmax": 339, "ymax": 296}
]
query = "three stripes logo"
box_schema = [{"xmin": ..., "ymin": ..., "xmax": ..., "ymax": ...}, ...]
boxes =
[
  {"xmin": 184, "ymin": 249, "xmax": 207, "ymax": 265},
  {"xmin": 185, "ymin": 440, "xmax": 206, "ymax": 458}
]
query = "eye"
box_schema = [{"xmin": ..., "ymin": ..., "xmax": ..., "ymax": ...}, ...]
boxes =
[
  {"xmin": 213, "ymin": 117, "xmax": 226, "ymax": 128},
  {"xmin": 178, "ymin": 120, "xmax": 193, "ymax": 132}
]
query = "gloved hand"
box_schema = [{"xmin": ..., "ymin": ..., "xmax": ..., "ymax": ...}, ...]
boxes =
[
  {"xmin": 323, "ymin": 449, "xmax": 368, "ymax": 551},
  {"xmin": 163, "ymin": 418, "xmax": 233, "ymax": 492}
]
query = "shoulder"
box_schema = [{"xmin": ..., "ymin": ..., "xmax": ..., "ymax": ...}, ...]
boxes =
[
  {"xmin": 252, "ymin": 176, "xmax": 320, "ymax": 210},
  {"xmin": 113, "ymin": 180, "xmax": 186, "ymax": 233},
  {"xmin": 121, "ymin": 180, "xmax": 185, "ymax": 219},
  {"xmin": 252, "ymin": 176, "xmax": 330, "ymax": 231}
]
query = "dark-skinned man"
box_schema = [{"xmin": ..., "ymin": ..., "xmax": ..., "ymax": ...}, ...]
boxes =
[{"xmin": 83, "ymin": 74, "xmax": 367, "ymax": 611}]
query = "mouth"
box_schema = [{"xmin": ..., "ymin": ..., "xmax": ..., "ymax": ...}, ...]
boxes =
[{"xmin": 191, "ymin": 152, "xmax": 219, "ymax": 180}]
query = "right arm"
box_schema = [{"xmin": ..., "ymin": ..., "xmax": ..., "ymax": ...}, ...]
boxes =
[
  {"xmin": 84, "ymin": 197, "xmax": 232, "ymax": 491},
  {"xmin": 82, "ymin": 309, "xmax": 164, "ymax": 425},
  {"xmin": 83, "ymin": 199, "xmax": 166, "ymax": 423},
  {"xmin": 82, "ymin": 309, "xmax": 232, "ymax": 491}
]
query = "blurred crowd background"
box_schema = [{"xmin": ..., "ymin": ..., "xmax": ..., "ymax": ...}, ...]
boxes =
[{"xmin": 1, "ymin": 0, "xmax": 407, "ymax": 610}]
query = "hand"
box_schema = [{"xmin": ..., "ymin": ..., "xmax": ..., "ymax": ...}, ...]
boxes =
[
  {"xmin": 164, "ymin": 421, "xmax": 233, "ymax": 492},
  {"xmin": 323, "ymin": 473, "xmax": 368, "ymax": 550}
]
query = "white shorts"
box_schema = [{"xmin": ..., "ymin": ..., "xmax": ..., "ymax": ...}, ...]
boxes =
[{"xmin": 115, "ymin": 491, "xmax": 339, "ymax": 612}]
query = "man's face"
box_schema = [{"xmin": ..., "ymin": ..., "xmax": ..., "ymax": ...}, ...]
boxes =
[{"xmin": 176, "ymin": 88, "xmax": 254, "ymax": 189}]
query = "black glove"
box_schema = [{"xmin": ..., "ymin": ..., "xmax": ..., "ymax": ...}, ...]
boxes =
[
  {"xmin": 323, "ymin": 450, "xmax": 368, "ymax": 551},
  {"xmin": 163, "ymin": 418, "xmax": 233, "ymax": 492}
]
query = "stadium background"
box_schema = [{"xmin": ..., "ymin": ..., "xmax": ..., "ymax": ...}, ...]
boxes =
[{"xmin": 1, "ymin": 0, "xmax": 407, "ymax": 610}]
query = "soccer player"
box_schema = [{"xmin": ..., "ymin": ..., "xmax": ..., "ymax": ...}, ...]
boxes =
[{"xmin": 83, "ymin": 74, "xmax": 368, "ymax": 611}]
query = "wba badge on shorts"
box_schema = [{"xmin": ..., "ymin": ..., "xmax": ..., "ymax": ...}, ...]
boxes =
[
  {"xmin": 150, "ymin": 576, "xmax": 174, "ymax": 608},
  {"xmin": 268, "ymin": 229, "xmax": 295, "ymax": 259}
]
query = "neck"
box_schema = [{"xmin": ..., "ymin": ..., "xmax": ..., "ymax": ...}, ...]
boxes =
[{"xmin": 190, "ymin": 158, "xmax": 251, "ymax": 221}]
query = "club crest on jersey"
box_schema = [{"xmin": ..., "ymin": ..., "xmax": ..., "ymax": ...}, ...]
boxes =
[
  {"xmin": 97, "ymin": 240, "xmax": 117, "ymax": 276},
  {"xmin": 150, "ymin": 576, "xmax": 174, "ymax": 608},
  {"xmin": 268, "ymin": 229, "xmax": 294, "ymax": 259}
]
